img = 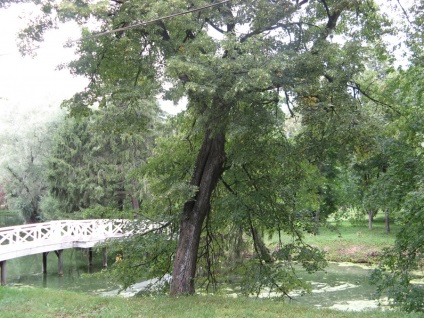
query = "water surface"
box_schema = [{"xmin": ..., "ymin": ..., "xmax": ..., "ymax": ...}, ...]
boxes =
[
  {"xmin": 6, "ymin": 249, "xmax": 119, "ymax": 294},
  {"xmin": 4, "ymin": 254, "xmax": 407, "ymax": 311}
]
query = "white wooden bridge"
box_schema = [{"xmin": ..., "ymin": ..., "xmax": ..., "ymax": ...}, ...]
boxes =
[{"xmin": 0, "ymin": 219, "xmax": 146, "ymax": 285}]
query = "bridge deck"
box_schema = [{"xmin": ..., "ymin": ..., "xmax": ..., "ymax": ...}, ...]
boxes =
[
  {"xmin": 0, "ymin": 219, "xmax": 133, "ymax": 262},
  {"xmin": 0, "ymin": 219, "xmax": 138, "ymax": 285},
  {"xmin": 0, "ymin": 235, "xmax": 126, "ymax": 262}
]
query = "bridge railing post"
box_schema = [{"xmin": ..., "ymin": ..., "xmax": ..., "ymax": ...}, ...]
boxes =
[{"xmin": 50, "ymin": 221, "xmax": 61, "ymax": 241}]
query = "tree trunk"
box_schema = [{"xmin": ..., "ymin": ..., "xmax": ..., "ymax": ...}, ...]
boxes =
[
  {"xmin": 131, "ymin": 180, "xmax": 141, "ymax": 217},
  {"xmin": 130, "ymin": 194, "xmax": 140, "ymax": 211},
  {"xmin": 116, "ymin": 188, "xmax": 125, "ymax": 212},
  {"xmin": 27, "ymin": 197, "xmax": 40, "ymax": 224},
  {"xmin": 170, "ymin": 129, "xmax": 226, "ymax": 295},
  {"xmin": 368, "ymin": 210, "xmax": 374, "ymax": 230},
  {"xmin": 385, "ymin": 209, "xmax": 390, "ymax": 234},
  {"xmin": 27, "ymin": 210, "xmax": 39, "ymax": 224},
  {"xmin": 251, "ymin": 227, "xmax": 273, "ymax": 263},
  {"xmin": 314, "ymin": 210, "xmax": 320, "ymax": 235},
  {"xmin": 230, "ymin": 225, "xmax": 244, "ymax": 263}
]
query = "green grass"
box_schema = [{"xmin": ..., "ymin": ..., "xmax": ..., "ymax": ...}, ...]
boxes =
[
  {"xmin": 267, "ymin": 216, "xmax": 399, "ymax": 264},
  {"xmin": 0, "ymin": 287, "xmax": 422, "ymax": 318}
]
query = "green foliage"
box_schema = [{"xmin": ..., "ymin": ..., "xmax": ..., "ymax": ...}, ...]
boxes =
[
  {"xmin": 135, "ymin": 113, "xmax": 201, "ymax": 221},
  {"xmin": 237, "ymin": 260, "xmax": 311, "ymax": 298},
  {"xmin": 0, "ymin": 0, "xmax": 27, "ymax": 9},
  {"xmin": 105, "ymin": 221, "xmax": 176, "ymax": 291},
  {"xmin": 363, "ymin": 3, "xmax": 424, "ymax": 310},
  {"xmin": 38, "ymin": 194, "xmax": 67, "ymax": 220},
  {"xmin": 234, "ymin": 243, "xmax": 327, "ymax": 299},
  {"xmin": 80, "ymin": 206, "xmax": 136, "ymax": 220},
  {"xmin": 0, "ymin": 119, "xmax": 60, "ymax": 223},
  {"xmin": 371, "ymin": 188, "xmax": 424, "ymax": 312},
  {"xmin": 46, "ymin": 101, "xmax": 161, "ymax": 215}
]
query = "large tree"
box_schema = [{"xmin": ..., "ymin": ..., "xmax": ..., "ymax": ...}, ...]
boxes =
[{"xmin": 19, "ymin": 0, "xmax": 392, "ymax": 294}]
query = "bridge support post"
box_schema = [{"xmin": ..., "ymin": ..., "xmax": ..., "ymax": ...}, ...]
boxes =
[
  {"xmin": 42, "ymin": 252, "xmax": 49, "ymax": 274},
  {"xmin": 54, "ymin": 250, "xmax": 64, "ymax": 276},
  {"xmin": 88, "ymin": 248, "xmax": 93, "ymax": 266},
  {"xmin": 102, "ymin": 247, "xmax": 107, "ymax": 268},
  {"xmin": 0, "ymin": 261, "xmax": 6, "ymax": 286}
]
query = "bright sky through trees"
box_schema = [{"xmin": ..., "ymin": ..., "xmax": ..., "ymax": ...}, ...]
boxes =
[
  {"xmin": 0, "ymin": 3, "xmax": 185, "ymax": 130},
  {"xmin": 0, "ymin": 4, "xmax": 87, "ymax": 126}
]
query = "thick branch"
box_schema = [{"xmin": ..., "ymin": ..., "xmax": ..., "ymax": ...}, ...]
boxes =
[
  {"xmin": 205, "ymin": 18, "xmax": 225, "ymax": 34},
  {"xmin": 284, "ymin": 90, "xmax": 295, "ymax": 117},
  {"xmin": 396, "ymin": 0, "xmax": 412, "ymax": 25},
  {"xmin": 320, "ymin": 0, "xmax": 331, "ymax": 18},
  {"xmin": 6, "ymin": 166, "xmax": 31, "ymax": 195},
  {"xmin": 240, "ymin": 22, "xmax": 309, "ymax": 43},
  {"xmin": 348, "ymin": 82, "xmax": 401, "ymax": 115},
  {"xmin": 156, "ymin": 20, "xmax": 171, "ymax": 41}
]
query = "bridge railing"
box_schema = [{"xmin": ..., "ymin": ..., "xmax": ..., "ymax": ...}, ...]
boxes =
[{"xmin": 0, "ymin": 219, "xmax": 132, "ymax": 247}]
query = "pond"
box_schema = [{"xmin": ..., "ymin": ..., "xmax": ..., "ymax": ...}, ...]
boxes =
[
  {"xmin": 5, "ymin": 249, "xmax": 120, "ymax": 294},
  {"xmin": 5, "ymin": 250, "xmax": 390, "ymax": 311},
  {"xmin": 213, "ymin": 262, "xmax": 387, "ymax": 312},
  {"xmin": 288, "ymin": 262, "xmax": 386, "ymax": 311}
]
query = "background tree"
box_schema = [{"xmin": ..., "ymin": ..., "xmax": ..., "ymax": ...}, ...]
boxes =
[
  {"xmin": 0, "ymin": 118, "xmax": 58, "ymax": 223},
  {"xmin": 46, "ymin": 99, "xmax": 162, "ymax": 217},
  {"xmin": 0, "ymin": 184, "xmax": 7, "ymax": 210}
]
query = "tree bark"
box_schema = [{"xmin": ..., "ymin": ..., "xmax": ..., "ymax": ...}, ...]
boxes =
[
  {"xmin": 313, "ymin": 210, "xmax": 320, "ymax": 235},
  {"xmin": 116, "ymin": 187, "xmax": 125, "ymax": 211},
  {"xmin": 130, "ymin": 194, "xmax": 140, "ymax": 211},
  {"xmin": 230, "ymin": 225, "xmax": 244, "ymax": 263},
  {"xmin": 170, "ymin": 129, "xmax": 226, "ymax": 295},
  {"xmin": 385, "ymin": 209, "xmax": 390, "ymax": 234},
  {"xmin": 251, "ymin": 227, "xmax": 273, "ymax": 263},
  {"xmin": 27, "ymin": 197, "xmax": 40, "ymax": 224},
  {"xmin": 368, "ymin": 210, "xmax": 374, "ymax": 230}
]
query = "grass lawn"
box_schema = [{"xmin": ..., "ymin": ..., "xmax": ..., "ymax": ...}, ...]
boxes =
[
  {"xmin": 0, "ymin": 287, "xmax": 422, "ymax": 318},
  {"xmin": 267, "ymin": 216, "xmax": 399, "ymax": 264}
]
